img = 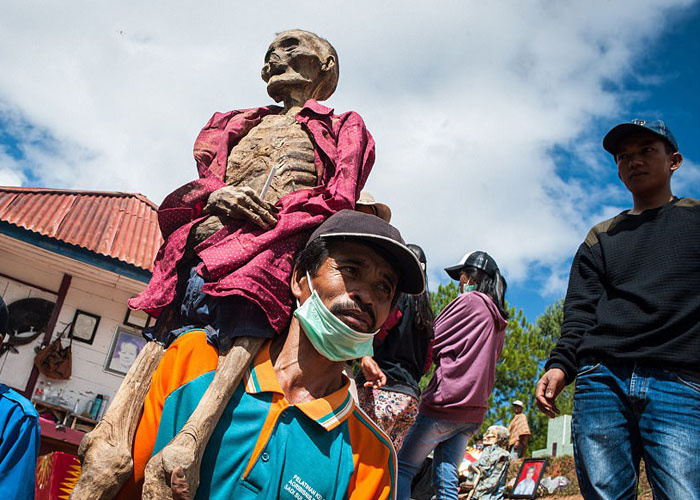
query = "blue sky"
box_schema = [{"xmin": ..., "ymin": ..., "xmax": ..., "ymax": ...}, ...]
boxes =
[
  {"xmin": 0, "ymin": 1, "xmax": 697, "ymax": 324},
  {"xmin": 507, "ymin": 3, "xmax": 700, "ymax": 322}
]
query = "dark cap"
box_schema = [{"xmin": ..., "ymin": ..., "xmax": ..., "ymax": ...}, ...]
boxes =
[
  {"xmin": 603, "ymin": 119, "xmax": 678, "ymax": 155},
  {"xmin": 445, "ymin": 250, "xmax": 500, "ymax": 281},
  {"xmin": 307, "ymin": 210, "xmax": 425, "ymax": 294},
  {"xmin": 407, "ymin": 243, "xmax": 427, "ymax": 271}
]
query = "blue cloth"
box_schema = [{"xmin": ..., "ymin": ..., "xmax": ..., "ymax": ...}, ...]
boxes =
[
  {"xmin": 144, "ymin": 263, "xmax": 274, "ymax": 350},
  {"xmin": 0, "ymin": 383, "xmax": 40, "ymax": 498},
  {"xmin": 397, "ymin": 414, "xmax": 479, "ymax": 500},
  {"xmin": 572, "ymin": 362, "xmax": 700, "ymax": 500},
  {"xmin": 152, "ymin": 340, "xmax": 396, "ymax": 500}
]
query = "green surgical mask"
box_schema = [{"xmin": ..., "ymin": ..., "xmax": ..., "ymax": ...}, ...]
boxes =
[
  {"xmin": 294, "ymin": 273, "xmax": 377, "ymax": 361},
  {"xmin": 461, "ymin": 283, "xmax": 477, "ymax": 294}
]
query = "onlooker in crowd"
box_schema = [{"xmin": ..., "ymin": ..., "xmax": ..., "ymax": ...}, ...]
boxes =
[
  {"xmin": 119, "ymin": 210, "xmax": 425, "ymax": 500},
  {"xmin": 507, "ymin": 400, "xmax": 530, "ymax": 458},
  {"xmin": 356, "ymin": 243, "xmax": 434, "ymax": 451},
  {"xmin": 355, "ymin": 190, "xmax": 392, "ymax": 222},
  {"xmin": 397, "ymin": 251, "xmax": 509, "ymax": 500},
  {"xmin": 0, "ymin": 296, "xmax": 41, "ymax": 498},
  {"xmin": 536, "ymin": 119, "xmax": 700, "ymax": 499}
]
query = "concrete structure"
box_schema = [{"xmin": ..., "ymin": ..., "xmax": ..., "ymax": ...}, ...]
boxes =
[{"xmin": 532, "ymin": 414, "xmax": 573, "ymax": 458}]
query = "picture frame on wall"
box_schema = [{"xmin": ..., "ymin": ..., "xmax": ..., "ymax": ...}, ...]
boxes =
[
  {"xmin": 104, "ymin": 327, "xmax": 148, "ymax": 376},
  {"xmin": 68, "ymin": 310, "xmax": 101, "ymax": 345},
  {"xmin": 123, "ymin": 307, "xmax": 151, "ymax": 330},
  {"xmin": 508, "ymin": 458, "xmax": 549, "ymax": 499}
]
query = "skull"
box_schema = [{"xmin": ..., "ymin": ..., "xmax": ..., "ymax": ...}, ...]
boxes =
[
  {"xmin": 483, "ymin": 425, "xmax": 510, "ymax": 448},
  {"xmin": 262, "ymin": 30, "xmax": 339, "ymax": 104}
]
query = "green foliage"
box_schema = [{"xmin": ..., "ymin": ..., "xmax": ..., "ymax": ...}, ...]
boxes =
[
  {"xmin": 429, "ymin": 281, "xmax": 459, "ymax": 315},
  {"xmin": 480, "ymin": 305, "xmax": 543, "ymax": 442},
  {"xmin": 425, "ymin": 282, "xmax": 573, "ymax": 456},
  {"xmin": 534, "ymin": 300, "xmax": 574, "ymax": 416},
  {"xmin": 418, "ymin": 363, "xmax": 435, "ymax": 392},
  {"xmin": 420, "ymin": 282, "xmax": 459, "ymax": 391},
  {"xmin": 481, "ymin": 299, "xmax": 574, "ymax": 454}
]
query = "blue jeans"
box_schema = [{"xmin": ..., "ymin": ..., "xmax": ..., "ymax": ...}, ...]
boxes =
[
  {"xmin": 572, "ymin": 362, "xmax": 700, "ymax": 500},
  {"xmin": 397, "ymin": 413, "xmax": 479, "ymax": 500},
  {"xmin": 144, "ymin": 263, "xmax": 273, "ymax": 350}
]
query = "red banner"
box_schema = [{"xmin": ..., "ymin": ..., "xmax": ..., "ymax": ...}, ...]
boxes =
[{"xmin": 35, "ymin": 452, "xmax": 81, "ymax": 500}]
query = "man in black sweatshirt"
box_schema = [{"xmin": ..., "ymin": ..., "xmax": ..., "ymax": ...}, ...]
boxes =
[{"xmin": 536, "ymin": 119, "xmax": 700, "ymax": 499}]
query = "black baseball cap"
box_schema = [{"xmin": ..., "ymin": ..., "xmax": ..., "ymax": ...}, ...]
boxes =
[
  {"xmin": 445, "ymin": 251, "xmax": 500, "ymax": 281},
  {"xmin": 603, "ymin": 119, "xmax": 678, "ymax": 155},
  {"xmin": 307, "ymin": 210, "xmax": 425, "ymax": 294}
]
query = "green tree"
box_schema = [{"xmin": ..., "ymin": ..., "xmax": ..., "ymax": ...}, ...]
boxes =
[
  {"xmin": 426, "ymin": 284, "xmax": 573, "ymax": 455},
  {"xmin": 481, "ymin": 306, "xmax": 544, "ymax": 441},
  {"xmin": 534, "ymin": 299, "xmax": 573, "ymax": 416},
  {"xmin": 527, "ymin": 299, "xmax": 574, "ymax": 451},
  {"xmin": 420, "ymin": 282, "xmax": 459, "ymax": 391},
  {"xmin": 429, "ymin": 281, "xmax": 458, "ymax": 315},
  {"xmin": 482, "ymin": 299, "xmax": 573, "ymax": 454}
]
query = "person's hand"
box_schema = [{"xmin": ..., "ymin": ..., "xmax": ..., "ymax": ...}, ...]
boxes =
[
  {"xmin": 205, "ymin": 186, "xmax": 279, "ymax": 230},
  {"xmin": 171, "ymin": 467, "xmax": 190, "ymax": 500},
  {"xmin": 360, "ymin": 356, "xmax": 387, "ymax": 388},
  {"xmin": 535, "ymin": 368, "xmax": 567, "ymax": 418}
]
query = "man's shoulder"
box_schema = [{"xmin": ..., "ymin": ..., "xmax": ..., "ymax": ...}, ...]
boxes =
[
  {"xmin": 583, "ymin": 197, "xmax": 700, "ymax": 249},
  {"xmin": 347, "ymin": 406, "xmax": 395, "ymax": 454},
  {"xmin": 510, "ymin": 413, "xmax": 526, "ymax": 423},
  {"xmin": 583, "ymin": 212, "xmax": 628, "ymax": 248},
  {"xmin": 673, "ymin": 197, "xmax": 700, "ymax": 209},
  {"xmin": 0, "ymin": 384, "xmax": 38, "ymax": 420},
  {"xmin": 345, "ymin": 407, "xmax": 397, "ymax": 498}
]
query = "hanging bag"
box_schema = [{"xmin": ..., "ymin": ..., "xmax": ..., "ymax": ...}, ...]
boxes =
[{"xmin": 34, "ymin": 323, "xmax": 72, "ymax": 380}]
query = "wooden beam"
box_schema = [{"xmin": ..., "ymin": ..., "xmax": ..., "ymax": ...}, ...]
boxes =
[
  {"xmin": 22, "ymin": 273, "xmax": 72, "ymax": 398},
  {"xmin": 0, "ymin": 271, "xmax": 58, "ymax": 296}
]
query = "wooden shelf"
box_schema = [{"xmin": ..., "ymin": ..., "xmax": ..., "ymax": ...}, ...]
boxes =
[{"xmin": 33, "ymin": 399, "xmax": 98, "ymax": 432}]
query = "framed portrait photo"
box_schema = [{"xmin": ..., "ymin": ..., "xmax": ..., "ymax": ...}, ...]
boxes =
[
  {"xmin": 69, "ymin": 310, "xmax": 101, "ymax": 345},
  {"xmin": 508, "ymin": 458, "xmax": 548, "ymax": 499},
  {"xmin": 104, "ymin": 327, "xmax": 148, "ymax": 376},
  {"xmin": 123, "ymin": 307, "xmax": 152, "ymax": 330}
]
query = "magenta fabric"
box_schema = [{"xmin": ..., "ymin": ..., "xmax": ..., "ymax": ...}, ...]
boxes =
[
  {"xmin": 419, "ymin": 291, "xmax": 507, "ymax": 423},
  {"xmin": 129, "ymin": 100, "xmax": 375, "ymax": 334}
]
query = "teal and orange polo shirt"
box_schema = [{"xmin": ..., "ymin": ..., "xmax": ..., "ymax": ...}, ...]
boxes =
[{"xmin": 118, "ymin": 329, "xmax": 396, "ymax": 499}]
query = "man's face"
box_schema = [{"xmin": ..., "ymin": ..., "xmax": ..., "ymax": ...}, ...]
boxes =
[
  {"xmin": 262, "ymin": 31, "xmax": 326, "ymax": 103},
  {"xmin": 513, "ymin": 404, "xmax": 523, "ymax": 414},
  {"xmin": 615, "ymin": 133, "xmax": 682, "ymax": 197},
  {"xmin": 296, "ymin": 241, "xmax": 399, "ymax": 333}
]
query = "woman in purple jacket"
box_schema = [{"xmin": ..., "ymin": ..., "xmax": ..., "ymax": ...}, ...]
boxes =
[{"xmin": 397, "ymin": 251, "xmax": 509, "ymax": 500}]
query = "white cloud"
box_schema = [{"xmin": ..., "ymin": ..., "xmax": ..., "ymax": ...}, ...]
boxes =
[
  {"xmin": 0, "ymin": 0, "xmax": 695, "ymax": 303},
  {"xmin": 0, "ymin": 149, "xmax": 25, "ymax": 186}
]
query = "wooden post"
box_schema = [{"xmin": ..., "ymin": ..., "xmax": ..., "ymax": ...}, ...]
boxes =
[{"xmin": 22, "ymin": 273, "xmax": 71, "ymax": 398}]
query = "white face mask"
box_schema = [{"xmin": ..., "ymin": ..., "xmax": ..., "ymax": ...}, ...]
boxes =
[{"xmin": 294, "ymin": 273, "xmax": 378, "ymax": 361}]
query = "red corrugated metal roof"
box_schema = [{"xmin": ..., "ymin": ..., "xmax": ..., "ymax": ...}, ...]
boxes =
[{"xmin": 0, "ymin": 186, "xmax": 162, "ymax": 272}]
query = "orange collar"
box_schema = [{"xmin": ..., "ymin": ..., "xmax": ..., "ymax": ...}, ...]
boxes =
[{"xmin": 244, "ymin": 341, "xmax": 355, "ymax": 431}]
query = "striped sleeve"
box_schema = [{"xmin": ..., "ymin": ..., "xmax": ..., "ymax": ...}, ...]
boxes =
[{"xmin": 347, "ymin": 408, "xmax": 397, "ymax": 500}]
